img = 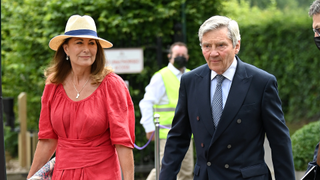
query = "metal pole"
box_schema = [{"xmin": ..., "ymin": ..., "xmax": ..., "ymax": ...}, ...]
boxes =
[
  {"xmin": 0, "ymin": 45, "xmax": 7, "ymax": 179},
  {"xmin": 154, "ymin": 114, "xmax": 160, "ymax": 180}
]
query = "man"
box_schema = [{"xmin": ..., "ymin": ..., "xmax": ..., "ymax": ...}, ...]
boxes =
[
  {"xmin": 139, "ymin": 42, "xmax": 194, "ymax": 180},
  {"xmin": 159, "ymin": 15, "xmax": 295, "ymax": 180},
  {"xmin": 306, "ymin": 0, "xmax": 320, "ymax": 173}
]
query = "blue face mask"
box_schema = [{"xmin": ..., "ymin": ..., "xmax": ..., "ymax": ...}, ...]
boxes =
[{"xmin": 314, "ymin": 36, "xmax": 320, "ymax": 50}]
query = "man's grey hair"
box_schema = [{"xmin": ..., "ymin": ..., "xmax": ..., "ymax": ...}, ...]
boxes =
[
  {"xmin": 198, "ymin": 15, "xmax": 241, "ymax": 48},
  {"xmin": 309, "ymin": 0, "xmax": 320, "ymax": 17}
]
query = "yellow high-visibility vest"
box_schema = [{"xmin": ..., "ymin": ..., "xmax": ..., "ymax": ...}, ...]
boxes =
[{"xmin": 153, "ymin": 67, "xmax": 190, "ymax": 139}]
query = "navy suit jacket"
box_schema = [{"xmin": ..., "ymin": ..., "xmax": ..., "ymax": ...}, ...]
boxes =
[{"xmin": 159, "ymin": 56, "xmax": 295, "ymax": 180}]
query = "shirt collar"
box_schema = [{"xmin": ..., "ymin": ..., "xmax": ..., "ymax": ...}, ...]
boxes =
[
  {"xmin": 168, "ymin": 63, "xmax": 185, "ymax": 75},
  {"xmin": 211, "ymin": 57, "xmax": 237, "ymax": 81}
]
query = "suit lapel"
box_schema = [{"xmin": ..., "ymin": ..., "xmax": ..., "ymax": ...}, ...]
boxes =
[
  {"xmin": 210, "ymin": 57, "xmax": 253, "ymax": 146},
  {"xmin": 195, "ymin": 65, "xmax": 215, "ymax": 137}
]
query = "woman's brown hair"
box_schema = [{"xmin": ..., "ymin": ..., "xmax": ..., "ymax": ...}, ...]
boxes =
[{"xmin": 45, "ymin": 38, "xmax": 113, "ymax": 84}]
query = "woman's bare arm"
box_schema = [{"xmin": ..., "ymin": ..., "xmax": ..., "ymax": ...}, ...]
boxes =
[
  {"xmin": 27, "ymin": 139, "xmax": 57, "ymax": 178},
  {"xmin": 115, "ymin": 144, "xmax": 134, "ymax": 180}
]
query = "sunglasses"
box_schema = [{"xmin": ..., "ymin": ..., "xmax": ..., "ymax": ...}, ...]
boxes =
[{"xmin": 313, "ymin": 28, "xmax": 320, "ymax": 36}]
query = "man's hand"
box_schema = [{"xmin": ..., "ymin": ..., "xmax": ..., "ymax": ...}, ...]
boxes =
[{"xmin": 146, "ymin": 131, "xmax": 155, "ymax": 141}]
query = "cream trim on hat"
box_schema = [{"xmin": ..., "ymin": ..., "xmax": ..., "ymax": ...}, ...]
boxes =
[{"xmin": 49, "ymin": 15, "xmax": 113, "ymax": 51}]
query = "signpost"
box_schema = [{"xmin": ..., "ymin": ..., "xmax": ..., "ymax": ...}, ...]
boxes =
[{"xmin": 104, "ymin": 48, "xmax": 143, "ymax": 74}]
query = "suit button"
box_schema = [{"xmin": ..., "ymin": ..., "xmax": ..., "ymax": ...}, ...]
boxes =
[
  {"xmin": 227, "ymin": 144, "xmax": 232, "ymax": 149},
  {"xmin": 207, "ymin": 162, "xmax": 211, "ymax": 166},
  {"xmin": 197, "ymin": 116, "xmax": 200, "ymax": 121},
  {"xmin": 225, "ymin": 164, "xmax": 229, "ymax": 168},
  {"xmin": 201, "ymin": 143, "xmax": 204, "ymax": 147},
  {"xmin": 237, "ymin": 119, "xmax": 242, "ymax": 123}
]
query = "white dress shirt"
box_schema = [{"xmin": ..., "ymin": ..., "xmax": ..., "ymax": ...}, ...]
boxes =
[
  {"xmin": 139, "ymin": 63, "xmax": 185, "ymax": 133},
  {"xmin": 210, "ymin": 57, "xmax": 237, "ymax": 108}
]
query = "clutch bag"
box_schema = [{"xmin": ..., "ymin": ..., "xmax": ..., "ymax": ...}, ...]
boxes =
[{"xmin": 28, "ymin": 157, "xmax": 56, "ymax": 180}]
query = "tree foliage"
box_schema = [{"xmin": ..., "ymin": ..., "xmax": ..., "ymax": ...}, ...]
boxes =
[
  {"xmin": 239, "ymin": 0, "xmax": 315, "ymax": 10},
  {"xmin": 1, "ymin": 0, "xmax": 48, "ymax": 130},
  {"xmin": 1, "ymin": 0, "xmax": 223, "ymax": 128},
  {"xmin": 1, "ymin": 0, "xmax": 223, "ymax": 167},
  {"xmin": 2, "ymin": 0, "xmax": 319, "ymax": 172},
  {"xmin": 222, "ymin": 0, "xmax": 320, "ymax": 121}
]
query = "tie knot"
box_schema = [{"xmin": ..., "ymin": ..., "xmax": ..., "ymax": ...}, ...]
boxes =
[{"xmin": 216, "ymin": 75, "xmax": 225, "ymax": 85}]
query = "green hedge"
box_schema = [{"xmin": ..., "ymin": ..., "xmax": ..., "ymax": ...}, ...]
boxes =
[
  {"xmin": 222, "ymin": 0, "xmax": 320, "ymax": 121},
  {"xmin": 2, "ymin": 0, "xmax": 320, "ymax": 170},
  {"xmin": 291, "ymin": 121, "xmax": 320, "ymax": 171},
  {"xmin": 1, "ymin": 0, "xmax": 223, "ymax": 167}
]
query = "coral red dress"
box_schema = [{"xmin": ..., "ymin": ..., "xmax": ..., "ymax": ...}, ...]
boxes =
[{"xmin": 38, "ymin": 72, "xmax": 135, "ymax": 180}]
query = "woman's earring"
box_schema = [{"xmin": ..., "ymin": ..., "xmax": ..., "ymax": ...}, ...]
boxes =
[{"xmin": 66, "ymin": 56, "xmax": 69, "ymax": 60}]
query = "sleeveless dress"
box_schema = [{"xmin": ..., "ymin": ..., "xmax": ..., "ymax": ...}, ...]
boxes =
[{"xmin": 38, "ymin": 72, "xmax": 135, "ymax": 180}]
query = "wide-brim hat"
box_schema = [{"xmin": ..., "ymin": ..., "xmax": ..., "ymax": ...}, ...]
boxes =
[{"xmin": 49, "ymin": 15, "xmax": 113, "ymax": 51}]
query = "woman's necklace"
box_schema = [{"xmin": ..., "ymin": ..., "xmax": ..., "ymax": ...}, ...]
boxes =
[{"xmin": 72, "ymin": 76, "xmax": 90, "ymax": 99}]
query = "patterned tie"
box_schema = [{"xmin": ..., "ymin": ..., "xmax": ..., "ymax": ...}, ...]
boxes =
[{"xmin": 212, "ymin": 75, "xmax": 225, "ymax": 128}]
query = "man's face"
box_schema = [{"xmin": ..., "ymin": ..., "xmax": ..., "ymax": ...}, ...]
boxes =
[
  {"xmin": 201, "ymin": 27, "xmax": 240, "ymax": 74},
  {"xmin": 312, "ymin": 13, "xmax": 320, "ymax": 37},
  {"xmin": 169, "ymin": 45, "xmax": 189, "ymax": 64}
]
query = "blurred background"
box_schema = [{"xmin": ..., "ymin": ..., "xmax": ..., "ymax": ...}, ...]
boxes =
[{"xmin": 1, "ymin": 0, "xmax": 320, "ymax": 179}]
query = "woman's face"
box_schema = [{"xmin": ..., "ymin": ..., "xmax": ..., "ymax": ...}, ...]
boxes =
[{"xmin": 63, "ymin": 37, "xmax": 98, "ymax": 68}]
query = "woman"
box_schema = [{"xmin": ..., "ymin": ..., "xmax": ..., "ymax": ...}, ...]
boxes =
[{"xmin": 27, "ymin": 15, "xmax": 135, "ymax": 180}]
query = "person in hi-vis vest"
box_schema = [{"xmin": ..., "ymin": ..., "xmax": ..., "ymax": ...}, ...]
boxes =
[{"xmin": 139, "ymin": 42, "xmax": 194, "ymax": 180}]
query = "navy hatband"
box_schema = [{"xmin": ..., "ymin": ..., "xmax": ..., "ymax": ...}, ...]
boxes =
[{"xmin": 64, "ymin": 29, "xmax": 98, "ymax": 37}]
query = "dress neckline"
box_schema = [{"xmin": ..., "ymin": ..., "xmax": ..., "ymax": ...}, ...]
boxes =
[{"xmin": 59, "ymin": 73, "xmax": 110, "ymax": 103}]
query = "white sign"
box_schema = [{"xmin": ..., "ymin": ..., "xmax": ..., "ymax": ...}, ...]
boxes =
[{"xmin": 104, "ymin": 48, "xmax": 144, "ymax": 74}]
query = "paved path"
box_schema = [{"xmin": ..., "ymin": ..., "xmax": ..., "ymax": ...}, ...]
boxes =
[{"xmin": 264, "ymin": 138, "xmax": 275, "ymax": 179}]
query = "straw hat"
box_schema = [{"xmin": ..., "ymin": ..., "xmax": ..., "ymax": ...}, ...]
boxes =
[{"xmin": 49, "ymin": 15, "xmax": 113, "ymax": 51}]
